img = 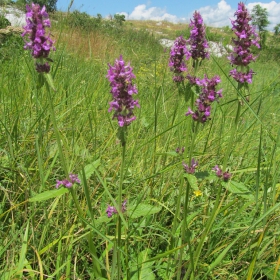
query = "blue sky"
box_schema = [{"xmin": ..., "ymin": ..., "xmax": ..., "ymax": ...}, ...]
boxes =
[{"xmin": 56, "ymin": 0, "xmax": 280, "ymax": 30}]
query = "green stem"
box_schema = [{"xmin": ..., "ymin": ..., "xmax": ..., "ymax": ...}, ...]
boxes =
[
  {"xmin": 176, "ymin": 121, "xmax": 199, "ymax": 279},
  {"xmin": 117, "ymin": 141, "xmax": 126, "ymax": 280},
  {"xmin": 184, "ymin": 182, "xmax": 223, "ymax": 279},
  {"xmin": 45, "ymin": 80, "xmax": 68, "ymax": 176},
  {"xmin": 223, "ymin": 93, "xmax": 242, "ymax": 168}
]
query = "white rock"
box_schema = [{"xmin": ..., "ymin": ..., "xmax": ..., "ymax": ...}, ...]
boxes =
[
  {"xmin": 0, "ymin": 7, "xmax": 25, "ymax": 27},
  {"xmin": 208, "ymin": 41, "xmax": 228, "ymax": 57},
  {"xmin": 159, "ymin": 38, "xmax": 174, "ymax": 48},
  {"xmin": 226, "ymin": 44, "xmax": 234, "ymax": 51}
]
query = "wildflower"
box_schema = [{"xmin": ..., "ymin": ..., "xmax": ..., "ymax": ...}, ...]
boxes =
[
  {"xmin": 212, "ymin": 165, "xmax": 232, "ymax": 182},
  {"xmin": 193, "ymin": 190, "xmax": 202, "ymax": 197},
  {"xmin": 22, "ymin": 3, "xmax": 55, "ymax": 73},
  {"xmin": 169, "ymin": 36, "xmax": 190, "ymax": 82},
  {"xmin": 106, "ymin": 200, "xmax": 127, "ymax": 218},
  {"xmin": 228, "ymin": 2, "xmax": 260, "ymax": 84},
  {"xmin": 121, "ymin": 200, "xmax": 127, "ymax": 212},
  {"xmin": 107, "ymin": 55, "xmax": 140, "ymax": 127},
  {"xmin": 183, "ymin": 159, "xmax": 198, "ymax": 174},
  {"xmin": 186, "ymin": 75, "xmax": 222, "ymax": 123},
  {"xmin": 106, "ymin": 206, "xmax": 117, "ymax": 218},
  {"xmin": 56, "ymin": 173, "xmax": 81, "ymax": 189},
  {"xmin": 187, "ymin": 11, "xmax": 209, "ymax": 62},
  {"xmin": 176, "ymin": 147, "xmax": 185, "ymax": 154}
]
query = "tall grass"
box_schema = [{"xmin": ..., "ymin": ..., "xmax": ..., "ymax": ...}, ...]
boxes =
[{"xmin": 0, "ymin": 6, "xmax": 280, "ymax": 280}]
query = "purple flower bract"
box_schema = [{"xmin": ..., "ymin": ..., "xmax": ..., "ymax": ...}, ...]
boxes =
[
  {"xmin": 213, "ymin": 165, "xmax": 232, "ymax": 182},
  {"xmin": 186, "ymin": 75, "xmax": 223, "ymax": 123},
  {"xmin": 183, "ymin": 159, "xmax": 198, "ymax": 174},
  {"xmin": 56, "ymin": 173, "xmax": 81, "ymax": 189},
  {"xmin": 107, "ymin": 55, "xmax": 140, "ymax": 127},
  {"xmin": 228, "ymin": 2, "xmax": 260, "ymax": 84},
  {"xmin": 22, "ymin": 3, "xmax": 55, "ymax": 73},
  {"xmin": 188, "ymin": 11, "xmax": 209, "ymax": 61},
  {"xmin": 106, "ymin": 200, "xmax": 127, "ymax": 218},
  {"xmin": 169, "ymin": 36, "xmax": 190, "ymax": 82}
]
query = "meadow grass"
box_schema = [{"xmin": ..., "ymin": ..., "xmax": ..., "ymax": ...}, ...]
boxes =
[{"xmin": 0, "ymin": 8, "xmax": 280, "ymax": 280}]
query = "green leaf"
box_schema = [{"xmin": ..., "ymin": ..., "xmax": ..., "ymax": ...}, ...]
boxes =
[
  {"xmin": 16, "ymin": 221, "xmax": 29, "ymax": 277},
  {"xmin": 45, "ymin": 73, "xmax": 56, "ymax": 91},
  {"xmin": 131, "ymin": 249, "xmax": 155, "ymax": 280},
  {"xmin": 29, "ymin": 188, "xmax": 69, "ymax": 202},
  {"xmin": 224, "ymin": 180, "xmax": 254, "ymax": 201},
  {"xmin": 129, "ymin": 203, "xmax": 162, "ymax": 219},
  {"xmin": 80, "ymin": 159, "xmax": 101, "ymax": 180},
  {"xmin": 262, "ymin": 267, "xmax": 280, "ymax": 280},
  {"xmin": 184, "ymin": 173, "xmax": 198, "ymax": 190}
]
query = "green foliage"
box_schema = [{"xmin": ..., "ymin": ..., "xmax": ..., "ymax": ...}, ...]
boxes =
[
  {"xmin": 274, "ymin": 23, "xmax": 280, "ymax": 35},
  {"xmin": 205, "ymin": 26, "xmax": 225, "ymax": 42},
  {"xmin": 0, "ymin": 13, "xmax": 11, "ymax": 28},
  {"xmin": 0, "ymin": 32, "xmax": 24, "ymax": 61},
  {"xmin": 113, "ymin": 13, "xmax": 125, "ymax": 26},
  {"xmin": 251, "ymin": 4, "xmax": 270, "ymax": 49},
  {"xmin": 18, "ymin": 0, "xmax": 57, "ymax": 12},
  {"xmin": 0, "ymin": 8, "xmax": 280, "ymax": 280},
  {"xmin": 66, "ymin": 10, "xmax": 103, "ymax": 31},
  {"xmin": 251, "ymin": 4, "xmax": 270, "ymax": 32},
  {"xmin": 175, "ymin": 27, "xmax": 190, "ymax": 40}
]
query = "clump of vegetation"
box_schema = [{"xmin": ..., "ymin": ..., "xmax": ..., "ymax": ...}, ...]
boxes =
[{"xmin": 0, "ymin": 2, "xmax": 280, "ymax": 280}]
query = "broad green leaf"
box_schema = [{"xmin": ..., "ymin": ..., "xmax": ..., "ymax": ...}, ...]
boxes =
[
  {"xmin": 80, "ymin": 159, "xmax": 101, "ymax": 180},
  {"xmin": 184, "ymin": 173, "xmax": 198, "ymax": 190},
  {"xmin": 29, "ymin": 188, "xmax": 69, "ymax": 202},
  {"xmin": 131, "ymin": 249, "xmax": 155, "ymax": 280},
  {"xmin": 224, "ymin": 180, "xmax": 254, "ymax": 201},
  {"xmin": 129, "ymin": 203, "xmax": 162, "ymax": 219}
]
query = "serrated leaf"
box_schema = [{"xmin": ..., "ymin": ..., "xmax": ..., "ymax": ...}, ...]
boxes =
[
  {"xmin": 80, "ymin": 159, "xmax": 101, "ymax": 180},
  {"xmin": 129, "ymin": 203, "xmax": 161, "ymax": 219},
  {"xmin": 29, "ymin": 188, "xmax": 69, "ymax": 202},
  {"xmin": 184, "ymin": 173, "xmax": 198, "ymax": 190},
  {"xmin": 224, "ymin": 180, "xmax": 254, "ymax": 201}
]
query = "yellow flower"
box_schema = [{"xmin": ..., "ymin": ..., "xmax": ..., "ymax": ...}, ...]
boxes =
[{"xmin": 193, "ymin": 190, "xmax": 202, "ymax": 197}]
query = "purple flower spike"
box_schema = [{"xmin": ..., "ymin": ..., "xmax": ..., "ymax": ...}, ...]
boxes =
[
  {"xmin": 188, "ymin": 11, "xmax": 209, "ymax": 61},
  {"xmin": 228, "ymin": 2, "xmax": 260, "ymax": 84},
  {"xmin": 107, "ymin": 55, "xmax": 140, "ymax": 127},
  {"xmin": 22, "ymin": 3, "xmax": 55, "ymax": 73},
  {"xmin": 106, "ymin": 200, "xmax": 127, "ymax": 218},
  {"xmin": 169, "ymin": 36, "xmax": 190, "ymax": 82},
  {"xmin": 213, "ymin": 165, "xmax": 232, "ymax": 182},
  {"xmin": 106, "ymin": 206, "xmax": 117, "ymax": 218},
  {"xmin": 212, "ymin": 165, "xmax": 223, "ymax": 177},
  {"xmin": 185, "ymin": 75, "xmax": 222, "ymax": 123},
  {"xmin": 183, "ymin": 159, "xmax": 198, "ymax": 174},
  {"xmin": 55, "ymin": 173, "xmax": 81, "ymax": 189}
]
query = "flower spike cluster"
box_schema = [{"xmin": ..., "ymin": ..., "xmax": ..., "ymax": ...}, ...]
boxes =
[
  {"xmin": 188, "ymin": 11, "xmax": 209, "ymax": 61},
  {"xmin": 228, "ymin": 2, "xmax": 260, "ymax": 84},
  {"xmin": 183, "ymin": 159, "xmax": 198, "ymax": 174},
  {"xmin": 22, "ymin": 3, "xmax": 55, "ymax": 73},
  {"xmin": 107, "ymin": 55, "xmax": 140, "ymax": 127},
  {"xmin": 213, "ymin": 165, "xmax": 232, "ymax": 182},
  {"xmin": 106, "ymin": 200, "xmax": 127, "ymax": 218},
  {"xmin": 56, "ymin": 173, "xmax": 81, "ymax": 189},
  {"xmin": 186, "ymin": 75, "xmax": 223, "ymax": 123},
  {"xmin": 169, "ymin": 36, "xmax": 190, "ymax": 82}
]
